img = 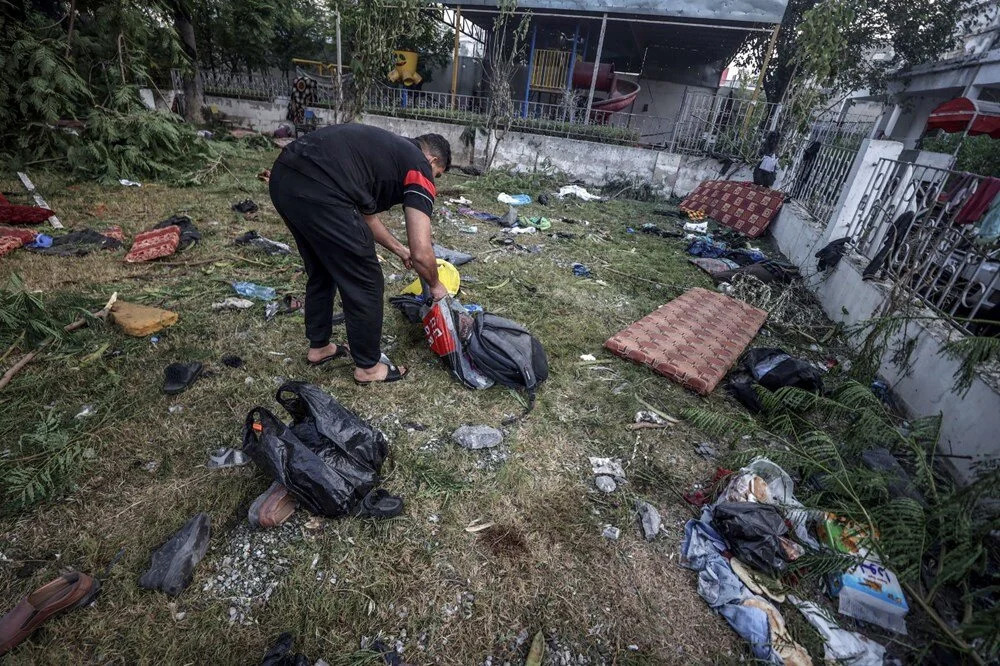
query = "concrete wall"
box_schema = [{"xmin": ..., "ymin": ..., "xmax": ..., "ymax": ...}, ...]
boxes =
[
  {"xmin": 359, "ymin": 115, "xmax": 478, "ymax": 166},
  {"xmin": 770, "ymin": 199, "xmax": 1000, "ymax": 483}
]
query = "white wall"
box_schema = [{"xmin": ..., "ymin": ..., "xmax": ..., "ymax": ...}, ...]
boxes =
[{"xmin": 771, "ymin": 200, "xmax": 1000, "ymax": 484}]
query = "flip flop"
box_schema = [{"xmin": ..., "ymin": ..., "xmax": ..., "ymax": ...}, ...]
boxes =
[
  {"xmin": 354, "ymin": 488, "xmax": 404, "ymax": 519},
  {"xmin": 307, "ymin": 343, "xmax": 349, "ymax": 366},
  {"xmin": 354, "ymin": 353, "xmax": 409, "ymax": 385},
  {"xmin": 163, "ymin": 361, "xmax": 204, "ymax": 395},
  {"xmin": 0, "ymin": 572, "xmax": 101, "ymax": 656}
]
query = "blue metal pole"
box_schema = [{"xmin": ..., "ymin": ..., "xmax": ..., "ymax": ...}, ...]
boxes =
[
  {"xmin": 566, "ymin": 22, "xmax": 579, "ymax": 90},
  {"xmin": 522, "ymin": 22, "xmax": 537, "ymax": 118}
]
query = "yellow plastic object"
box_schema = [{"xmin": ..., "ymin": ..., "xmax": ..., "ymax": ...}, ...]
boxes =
[
  {"xmin": 110, "ymin": 301, "xmax": 178, "ymax": 337},
  {"xmin": 388, "ymin": 50, "xmax": 423, "ymax": 87},
  {"xmin": 400, "ymin": 259, "xmax": 460, "ymax": 297}
]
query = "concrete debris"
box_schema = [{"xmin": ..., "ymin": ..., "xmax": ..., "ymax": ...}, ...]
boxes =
[
  {"xmin": 594, "ymin": 475, "xmax": 617, "ymax": 493},
  {"xmin": 602, "ymin": 525, "xmax": 621, "ymax": 540},
  {"xmin": 634, "ymin": 410, "xmax": 666, "ymax": 425},
  {"xmin": 589, "ymin": 456, "xmax": 625, "ymax": 479},
  {"xmin": 579, "ymin": 354, "xmax": 597, "ymax": 361},
  {"xmin": 635, "ymin": 500, "xmax": 662, "ymax": 541},
  {"xmin": 695, "ymin": 442, "xmax": 721, "ymax": 459},
  {"xmin": 452, "ymin": 425, "xmax": 503, "ymax": 450}
]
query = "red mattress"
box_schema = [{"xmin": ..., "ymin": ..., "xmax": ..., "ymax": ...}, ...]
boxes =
[
  {"xmin": 125, "ymin": 226, "xmax": 180, "ymax": 263},
  {"xmin": 680, "ymin": 181, "xmax": 783, "ymax": 238},
  {"xmin": 604, "ymin": 287, "xmax": 768, "ymax": 395}
]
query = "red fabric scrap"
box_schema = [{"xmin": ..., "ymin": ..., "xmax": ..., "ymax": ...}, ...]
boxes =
[{"xmin": 124, "ymin": 226, "xmax": 180, "ymax": 263}]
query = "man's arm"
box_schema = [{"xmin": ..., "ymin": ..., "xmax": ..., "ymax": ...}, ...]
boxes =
[
  {"xmin": 403, "ymin": 207, "xmax": 446, "ymax": 300},
  {"xmin": 362, "ymin": 213, "xmax": 411, "ymax": 266}
]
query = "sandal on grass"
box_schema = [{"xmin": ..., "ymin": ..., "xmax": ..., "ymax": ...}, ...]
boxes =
[
  {"xmin": 163, "ymin": 361, "xmax": 204, "ymax": 395},
  {"xmin": 354, "ymin": 488, "xmax": 404, "ymax": 519},
  {"xmin": 354, "ymin": 353, "xmax": 408, "ymax": 386},
  {"xmin": 306, "ymin": 343, "xmax": 349, "ymax": 367}
]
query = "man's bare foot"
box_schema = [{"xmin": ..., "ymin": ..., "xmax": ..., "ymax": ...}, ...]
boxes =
[
  {"xmin": 307, "ymin": 343, "xmax": 344, "ymax": 364},
  {"xmin": 354, "ymin": 361, "xmax": 407, "ymax": 383}
]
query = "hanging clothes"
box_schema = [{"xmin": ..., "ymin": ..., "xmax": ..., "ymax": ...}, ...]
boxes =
[{"xmin": 955, "ymin": 177, "xmax": 1000, "ymax": 224}]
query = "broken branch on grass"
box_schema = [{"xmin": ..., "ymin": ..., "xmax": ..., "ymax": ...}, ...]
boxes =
[
  {"xmin": 626, "ymin": 422, "xmax": 673, "ymax": 431},
  {"xmin": 0, "ymin": 292, "xmax": 117, "ymax": 391}
]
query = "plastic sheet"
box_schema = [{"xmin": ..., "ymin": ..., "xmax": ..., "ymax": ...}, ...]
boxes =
[
  {"xmin": 713, "ymin": 502, "xmax": 789, "ymax": 573},
  {"xmin": 242, "ymin": 382, "xmax": 389, "ymax": 517}
]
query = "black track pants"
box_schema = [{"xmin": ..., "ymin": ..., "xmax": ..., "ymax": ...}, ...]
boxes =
[{"xmin": 269, "ymin": 162, "xmax": 384, "ymax": 369}]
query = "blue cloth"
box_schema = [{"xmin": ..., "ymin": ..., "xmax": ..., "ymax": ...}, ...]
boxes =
[
  {"xmin": 687, "ymin": 238, "xmax": 729, "ymax": 259},
  {"xmin": 26, "ymin": 234, "xmax": 53, "ymax": 248},
  {"xmin": 681, "ymin": 518, "xmax": 780, "ymax": 664},
  {"xmin": 977, "ymin": 194, "xmax": 1000, "ymax": 242}
]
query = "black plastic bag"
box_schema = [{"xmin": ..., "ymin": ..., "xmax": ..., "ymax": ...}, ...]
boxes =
[
  {"xmin": 242, "ymin": 381, "xmax": 389, "ymax": 517},
  {"xmin": 743, "ymin": 348, "xmax": 823, "ymax": 393},
  {"xmin": 713, "ymin": 502, "xmax": 789, "ymax": 573}
]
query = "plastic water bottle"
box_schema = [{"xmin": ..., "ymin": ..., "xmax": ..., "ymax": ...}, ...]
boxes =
[{"xmin": 232, "ymin": 281, "xmax": 276, "ymax": 301}]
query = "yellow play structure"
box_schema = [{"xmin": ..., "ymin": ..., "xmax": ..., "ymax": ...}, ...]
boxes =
[{"xmin": 388, "ymin": 50, "xmax": 422, "ymax": 87}]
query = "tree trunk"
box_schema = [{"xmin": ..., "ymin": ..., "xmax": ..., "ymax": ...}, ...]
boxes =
[{"xmin": 172, "ymin": 2, "xmax": 204, "ymax": 124}]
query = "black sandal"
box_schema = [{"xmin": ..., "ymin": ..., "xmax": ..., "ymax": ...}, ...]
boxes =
[
  {"xmin": 307, "ymin": 343, "xmax": 349, "ymax": 366},
  {"xmin": 354, "ymin": 353, "xmax": 409, "ymax": 385},
  {"xmin": 354, "ymin": 488, "xmax": 404, "ymax": 519},
  {"xmin": 162, "ymin": 362, "xmax": 204, "ymax": 395}
]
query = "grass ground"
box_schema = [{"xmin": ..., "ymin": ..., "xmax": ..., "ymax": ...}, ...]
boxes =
[{"xmin": 0, "ymin": 148, "xmax": 825, "ymax": 664}]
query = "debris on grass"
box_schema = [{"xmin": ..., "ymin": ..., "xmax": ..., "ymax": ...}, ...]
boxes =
[
  {"xmin": 635, "ymin": 500, "xmax": 662, "ymax": 541},
  {"xmin": 452, "ymin": 425, "xmax": 503, "ymax": 450}
]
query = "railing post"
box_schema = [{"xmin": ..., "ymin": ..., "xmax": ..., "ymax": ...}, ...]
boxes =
[
  {"xmin": 450, "ymin": 6, "xmax": 461, "ymax": 111},
  {"xmin": 522, "ymin": 22, "xmax": 537, "ymax": 118},
  {"xmin": 583, "ymin": 13, "xmax": 607, "ymax": 126},
  {"xmin": 823, "ymin": 139, "xmax": 905, "ymax": 243}
]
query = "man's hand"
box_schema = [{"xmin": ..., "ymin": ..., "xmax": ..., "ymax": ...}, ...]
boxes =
[
  {"xmin": 429, "ymin": 280, "xmax": 449, "ymax": 302},
  {"xmin": 396, "ymin": 246, "xmax": 412, "ymax": 269}
]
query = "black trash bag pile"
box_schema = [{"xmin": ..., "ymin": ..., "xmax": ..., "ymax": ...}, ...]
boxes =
[
  {"xmin": 713, "ymin": 502, "xmax": 789, "ymax": 573},
  {"xmin": 242, "ymin": 381, "xmax": 390, "ymax": 517},
  {"xmin": 138, "ymin": 512, "xmax": 212, "ymax": 596},
  {"xmin": 726, "ymin": 348, "xmax": 824, "ymax": 413}
]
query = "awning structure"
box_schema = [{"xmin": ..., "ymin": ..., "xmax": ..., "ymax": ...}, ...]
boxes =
[{"xmin": 926, "ymin": 97, "xmax": 1000, "ymax": 138}]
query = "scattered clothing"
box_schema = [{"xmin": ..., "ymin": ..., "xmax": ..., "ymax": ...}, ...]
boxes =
[
  {"xmin": 689, "ymin": 257, "xmax": 739, "ymax": 275},
  {"xmin": 458, "ymin": 206, "xmax": 502, "ymax": 224},
  {"xmin": 286, "ymin": 76, "xmax": 317, "ymax": 126},
  {"xmin": 816, "ymin": 237, "xmax": 851, "ymax": 271},
  {"xmin": 28, "ymin": 229, "xmax": 122, "ymax": 257},
  {"xmin": 25, "ymin": 234, "xmax": 52, "ymax": 249},
  {"xmin": 260, "ymin": 632, "xmax": 311, "ymax": 666},
  {"xmin": 154, "ymin": 215, "xmax": 200, "ymax": 250},
  {"xmin": 863, "ymin": 211, "xmax": 914, "ymax": 279},
  {"xmin": 221, "ymin": 354, "xmax": 244, "ymax": 368},
  {"xmin": 711, "ymin": 260, "xmax": 800, "ymax": 286},
  {"xmin": 497, "ymin": 193, "xmax": 531, "ymax": 206},
  {"xmin": 556, "ymin": 185, "xmax": 603, "ymax": 201},
  {"xmin": 232, "ymin": 199, "xmax": 259, "ymax": 215},
  {"xmin": 713, "ymin": 502, "xmax": 791, "ymax": 574},
  {"xmin": 743, "ymin": 348, "xmax": 824, "ymax": 393},
  {"xmin": 754, "ymin": 154, "xmax": 778, "ymax": 188},
  {"xmin": 234, "ymin": 230, "xmax": 291, "ymax": 255},
  {"xmin": 138, "ymin": 513, "xmax": 212, "ymax": 596},
  {"xmin": 640, "ymin": 223, "xmax": 683, "ymax": 239},
  {"xmin": 955, "ymin": 177, "xmax": 1000, "ymax": 224},
  {"xmin": 571, "ymin": 262, "xmax": 591, "ymax": 277}
]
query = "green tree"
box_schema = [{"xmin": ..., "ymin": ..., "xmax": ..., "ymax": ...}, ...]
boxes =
[{"xmin": 739, "ymin": 0, "xmax": 967, "ymax": 103}]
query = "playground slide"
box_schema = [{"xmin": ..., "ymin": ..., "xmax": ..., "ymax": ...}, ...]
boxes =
[
  {"xmin": 591, "ymin": 79, "xmax": 640, "ymax": 112},
  {"xmin": 570, "ymin": 62, "xmax": 641, "ymax": 114}
]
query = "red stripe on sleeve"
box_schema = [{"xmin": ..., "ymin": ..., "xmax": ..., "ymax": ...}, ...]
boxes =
[{"xmin": 404, "ymin": 169, "xmax": 436, "ymax": 198}]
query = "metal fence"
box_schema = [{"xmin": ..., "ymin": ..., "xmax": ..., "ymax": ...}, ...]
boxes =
[
  {"xmin": 198, "ymin": 69, "xmax": 292, "ymax": 101},
  {"xmin": 784, "ymin": 143, "xmax": 859, "ymax": 223},
  {"xmin": 846, "ymin": 158, "xmax": 1000, "ymax": 333},
  {"xmin": 670, "ymin": 91, "xmax": 780, "ymax": 159}
]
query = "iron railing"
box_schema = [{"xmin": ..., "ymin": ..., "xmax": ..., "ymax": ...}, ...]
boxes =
[
  {"xmin": 846, "ymin": 158, "xmax": 1000, "ymax": 333},
  {"xmin": 784, "ymin": 143, "xmax": 859, "ymax": 223},
  {"xmin": 198, "ymin": 69, "xmax": 292, "ymax": 101},
  {"xmin": 669, "ymin": 91, "xmax": 781, "ymax": 159}
]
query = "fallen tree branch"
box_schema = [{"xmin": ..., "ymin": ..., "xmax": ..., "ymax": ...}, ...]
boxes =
[{"xmin": 0, "ymin": 293, "xmax": 117, "ymax": 391}]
